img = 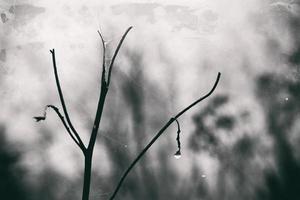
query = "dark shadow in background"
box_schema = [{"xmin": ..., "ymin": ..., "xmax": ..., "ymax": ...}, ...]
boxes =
[
  {"xmin": 256, "ymin": 72, "xmax": 300, "ymax": 200},
  {"xmin": 0, "ymin": 125, "xmax": 30, "ymax": 200},
  {"xmin": 188, "ymin": 82, "xmax": 300, "ymax": 200},
  {"xmin": 3, "ymin": 59, "xmax": 300, "ymax": 200},
  {"xmin": 188, "ymin": 71, "xmax": 300, "ymax": 200},
  {"xmin": 256, "ymin": 11, "xmax": 300, "ymax": 200}
]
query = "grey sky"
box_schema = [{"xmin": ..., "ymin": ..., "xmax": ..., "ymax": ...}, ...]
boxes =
[{"xmin": 0, "ymin": 0, "xmax": 299, "ymax": 197}]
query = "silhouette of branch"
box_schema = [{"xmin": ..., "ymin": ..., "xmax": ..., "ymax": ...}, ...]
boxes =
[
  {"xmin": 109, "ymin": 72, "xmax": 221, "ymax": 200},
  {"xmin": 107, "ymin": 26, "xmax": 133, "ymax": 86},
  {"xmin": 49, "ymin": 49, "xmax": 86, "ymax": 152},
  {"xmin": 36, "ymin": 27, "xmax": 133, "ymax": 200},
  {"xmin": 97, "ymin": 30, "xmax": 107, "ymax": 86},
  {"xmin": 37, "ymin": 26, "xmax": 219, "ymax": 200},
  {"xmin": 46, "ymin": 105, "xmax": 82, "ymax": 148},
  {"xmin": 33, "ymin": 105, "xmax": 85, "ymax": 151},
  {"xmin": 174, "ymin": 73, "xmax": 221, "ymax": 119},
  {"xmin": 81, "ymin": 27, "xmax": 132, "ymax": 200},
  {"xmin": 87, "ymin": 27, "xmax": 133, "ymax": 152}
]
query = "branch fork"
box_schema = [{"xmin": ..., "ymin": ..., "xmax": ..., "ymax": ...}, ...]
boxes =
[{"xmin": 35, "ymin": 27, "xmax": 133, "ymax": 200}]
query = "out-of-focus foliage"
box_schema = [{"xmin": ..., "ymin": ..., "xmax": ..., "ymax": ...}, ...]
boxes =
[
  {"xmin": 189, "ymin": 94, "xmax": 267, "ymax": 200},
  {"xmin": 95, "ymin": 52, "xmax": 183, "ymax": 200},
  {"xmin": 255, "ymin": 72, "xmax": 300, "ymax": 200},
  {"xmin": 187, "ymin": 69, "xmax": 300, "ymax": 200}
]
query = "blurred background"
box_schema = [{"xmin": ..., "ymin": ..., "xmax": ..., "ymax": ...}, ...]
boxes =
[{"xmin": 1, "ymin": 0, "xmax": 300, "ymax": 199}]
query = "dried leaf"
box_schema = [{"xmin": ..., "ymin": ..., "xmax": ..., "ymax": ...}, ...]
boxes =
[{"xmin": 33, "ymin": 116, "xmax": 46, "ymax": 122}]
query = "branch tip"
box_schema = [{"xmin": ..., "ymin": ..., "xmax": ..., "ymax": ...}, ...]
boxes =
[
  {"xmin": 49, "ymin": 51, "xmax": 86, "ymax": 151},
  {"xmin": 107, "ymin": 26, "xmax": 133, "ymax": 86}
]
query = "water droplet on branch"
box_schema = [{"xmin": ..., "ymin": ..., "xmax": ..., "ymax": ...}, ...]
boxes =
[
  {"xmin": 173, "ymin": 119, "xmax": 182, "ymax": 159},
  {"xmin": 174, "ymin": 150, "xmax": 181, "ymax": 159}
]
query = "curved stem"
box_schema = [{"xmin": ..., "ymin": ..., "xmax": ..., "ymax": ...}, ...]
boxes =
[
  {"xmin": 46, "ymin": 105, "xmax": 84, "ymax": 150},
  {"xmin": 174, "ymin": 72, "xmax": 221, "ymax": 119},
  {"xmin": 97, "ymin": 30, "xmax": 107, "ymax": 86},
  {"xmin": 50, "ymin": 49, "xmax": 86, "ymax": 151},
  {"xmin": 107, "ymin": 26, "xmax": 133, "ymax": 86},
  {"xmin": 87, "ymin": 27, "xmax": 133, "ymax": 152},
  {"xmin": 109, "ymin": 72, "xmax": 221, "ymax": 200}
]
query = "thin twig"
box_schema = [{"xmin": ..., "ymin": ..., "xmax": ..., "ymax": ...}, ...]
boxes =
[
  {"xmin": 174, "ymin": 73, "xmax": 221, "ymax": 119},
  {"xmin": 46, "ymin": 105, "xmax": 85, "ymax": 151},
  {"xmin": 50, "ymin": 49, "xmax": 86, "ymax": 152},
  {"xmin": 87, "ymin": 27, "xmax": 133, "ymax": 152},
  {"xmin": 34, "ymin": 105, "xmax": 85, "ymax": 151},
  {"xmin": 107, "ymin": 26, "xmax": 133, "ymax": 86},
  {"xmin": 109, "ymin": 72, "xmax": 221, "ymax": 200},
  {"xmin": 97, "ymin": 30, "xmax": 107, "ymax": 86},
  {"xmin": 82, "ymin": 27, "xmax": 133, "ymax": 200}
]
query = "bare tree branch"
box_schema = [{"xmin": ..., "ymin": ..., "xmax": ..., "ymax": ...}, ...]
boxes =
[
  {"xmin": 34, "ymin": 105, "xmax": 85, "ymax": 151},
  {"xmin": 107, "ymin": 26, "xmax": 133, "ymax": 86},
  {"xmin": 108, "ymin": 72, "xmax": 221, "ymax": 200},
  {"xmin": 38, "ymin": 27, "xmax": 219, "ymax": 200},
  {"xmin": 50, "ymin": 49, "xmax": 86, "ymax": 151},
  {"xmin": 174, "ymin": 73, "xmax": 221, "ymax": 119},
  {"xmin": 87, "ymin": 27, "xmax": 133, "ymax": 152},
  {"xmin": 97, "ymin": 30, "xmax": 107, "ymax": 86},
  {"xmin": 47, "ymin": 105, "xmax": 85, "ymax": 151},
  {"xmin": 82, "ymin": 27, "xmax": 133, "ymax": 200}
]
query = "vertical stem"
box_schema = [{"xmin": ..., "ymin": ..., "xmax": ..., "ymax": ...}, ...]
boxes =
[
  {"xmin": 82, "ymin": 152, "xmax": 92, "ymax": 200},
  {"xmin": 50, "ymin": 49, "xmax": 86, "ymax": 151},
  {"xmin": 88, "ymin": 86, "xmax": 108, "ymax": 151},
  {"xmin": 82, "ymin": 87, "xmax": 107, "ymax": 200}
]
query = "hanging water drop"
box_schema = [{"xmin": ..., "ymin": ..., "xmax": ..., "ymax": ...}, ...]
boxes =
[
  {"xmin": 174, "ymin": 150, "xmax": 181, "ymax": 159},
  {"xmin": 285, "ymin": 97, "xmax": 289, "ymax": 101},
  {"xmin": 173, "ymin": 119, "xmax": 182, "ymax": 159},
  {"xmin": 201, "ymin": 174, "xmax": 206, "ymax": 178}
]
